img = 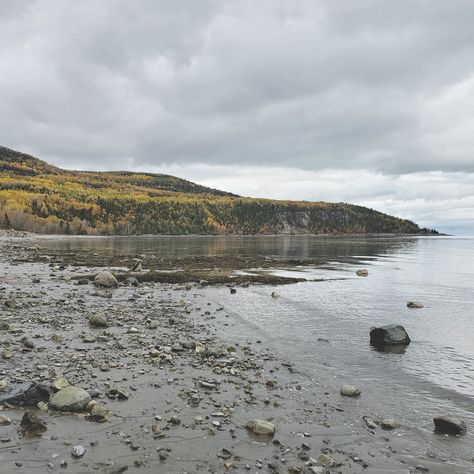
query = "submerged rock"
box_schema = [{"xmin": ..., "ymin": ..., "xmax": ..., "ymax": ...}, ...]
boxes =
[
  {"xmin": 356, "ymin": 269, "xmax": 368, "ymax": 277},
  {"xmin": 407, "ymin": 301, "xmax": 424, "ymax": 309},
  {"xmin": 0, "ymin": 382, "xmax": 50, "ymax": 406},
  {"xmin": 50, "ymin": 386, "xmax": 91, "ymax": 412},
  {"xmin": 370, "ymin": 324, "xmax": 411, "ymax": 347},
  {"xmin": 20, "ymin": 411, "xmax": 47, "ymax": 436},
  {"xmin": 340, "ymin": 384, "xmax": 361, "ymax": 397},
  {"xmin": 433, "ymin": 416, "xmax": 466, "ymax": 434},
  {"xmin": 245, "ymin": 419, "xmax": 275, "ymax": 436},
  {"xmin": 381, "ymin": 418, "xmax": 400, "ymax": 430},
  {"xmin": 94, "ymin": 271, "xmax": 118, "ymax": 288}
]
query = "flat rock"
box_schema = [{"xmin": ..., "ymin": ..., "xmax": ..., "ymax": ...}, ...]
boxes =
[
  {"xmin": 0, "ymin": 382, "xmax": 50, "ymax": 406},
  {"xmin": 50, "ymin": 386, "xmax": 91, "ymax": 412},
  {"xmin": 433, "ymin": 416, "xmax": 466, "ymax": 434},
  {"xmin": 94, "ymin": 271, "xmax": 118, "ymax": 288},
  {"xmin": 245, "ymin": 419, "xmax": 275, "ymax": 436},
  {"xmin": 370, "ymin": 324, "xmax": 411, "ymax": 346}
]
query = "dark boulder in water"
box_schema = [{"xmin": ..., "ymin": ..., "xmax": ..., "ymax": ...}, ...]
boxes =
[
  {"xmin": 433, "ymin": 416, "xmax": 466, "ymax": 434},
  {"xmin": 0, "ymin": 382, "xmax": 50, "ymax": 406},
  {"xmin": 370, "ymin": 325, "xmax": 411, "ymax": 347}
]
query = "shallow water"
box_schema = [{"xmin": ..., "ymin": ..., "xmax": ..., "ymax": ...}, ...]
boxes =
[{"xmin": 39, "ymin": 234, "xmax": 474, "ymax": 469}]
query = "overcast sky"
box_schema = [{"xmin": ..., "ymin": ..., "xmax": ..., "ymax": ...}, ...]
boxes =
[{"xmin": 1, "ymin": 1, "xmax": 473, "ymax": 234}]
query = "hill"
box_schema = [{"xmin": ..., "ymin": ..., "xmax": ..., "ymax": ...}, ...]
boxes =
[{"xmin": 0, "ymin": 146, "xmax": 437, "ymax": 236}]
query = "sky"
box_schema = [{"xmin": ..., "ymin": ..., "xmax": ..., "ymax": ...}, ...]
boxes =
[{"xmin": 1, "ymin": 1, "xmax": 473, "ymax": 234}]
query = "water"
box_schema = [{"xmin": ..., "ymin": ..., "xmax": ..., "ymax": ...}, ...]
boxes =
[{"xmin": 40, "ymin": 234, "xmax": 474, "ymax": 468}]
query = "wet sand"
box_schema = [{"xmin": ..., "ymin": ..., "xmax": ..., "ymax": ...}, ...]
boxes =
[{"xmin": 0, "ymin": 232, "xmax": 469, "ymax": 473}]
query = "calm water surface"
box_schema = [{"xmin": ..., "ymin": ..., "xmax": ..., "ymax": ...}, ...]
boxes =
[{"xmin": 41, "ymin": 234, "xmax": 474, "ymax": 468}]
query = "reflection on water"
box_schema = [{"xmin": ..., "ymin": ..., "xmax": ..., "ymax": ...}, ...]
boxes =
[{"xmin": 39, "ymin": 234, "xmax": 419, "ymax": 259}]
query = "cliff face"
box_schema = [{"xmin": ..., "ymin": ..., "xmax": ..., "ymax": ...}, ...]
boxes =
[{"xmin": 0, "ymin": 146, "xmax": 436, "ymax": 235}]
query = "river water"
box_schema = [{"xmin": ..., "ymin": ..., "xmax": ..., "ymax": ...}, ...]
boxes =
[{"xmin": 40, "ymin": 234, "xmax": 474, "ymax": 470}]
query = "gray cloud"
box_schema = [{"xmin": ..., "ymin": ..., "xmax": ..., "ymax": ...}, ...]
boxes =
[
  {"xmin": 1, "ymin": 1, "xmax": 474, "ymax": 231},
  {"xmin": 1, "ymin": 0, "xmax": 474, "ymax": 172}
]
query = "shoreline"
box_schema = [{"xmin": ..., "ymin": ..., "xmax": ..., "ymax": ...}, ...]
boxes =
[{"xmin": 0, "ymin": 236, "xmax": 468, "ymax": 473}]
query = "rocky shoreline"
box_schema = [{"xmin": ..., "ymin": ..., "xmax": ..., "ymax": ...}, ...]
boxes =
[{"xmin": 0, "ymin": 233, "xmax": 469, "ymax": 473}]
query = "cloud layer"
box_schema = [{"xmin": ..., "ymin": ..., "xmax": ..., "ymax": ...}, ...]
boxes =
[{"xmin": 1, "ymin": 1, "xmax": 473, "ymax": 232}]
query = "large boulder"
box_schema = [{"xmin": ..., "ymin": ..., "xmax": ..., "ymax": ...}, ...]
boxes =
[
  {"xmin": 50, "ymin": 386, "xmax": 91, "ymax": 412},
  {"xmin": 433, "ymin": 416, "xmax": 466, "ymax": 435},
  {"xmin": 94, "ymin": 271, "xmax": 118, "ymax": 288},
  {"xmin": 370, "ymin": 325, "xmax": 411, "ymax": 347},
  {"xmin": 0, "ymin": 382, "xmax": 50, "ymax": 406}
]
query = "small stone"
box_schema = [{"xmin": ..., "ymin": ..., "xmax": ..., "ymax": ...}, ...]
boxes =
[
  {"xmin": 20, "ymin": 411, "xmax": 47, "ymax": 436},
  {"xmin": 88, "ymin": 404, "xmax": 110, "ymax": 422},
  {"xmin": 71, "ymin": 445, "xmax": 85, "ymax": 458},
  {"xmin": 94, "ymin": 271, "xmax": 118, "ymax": 288},
  {"xmin": 159, "ymin": 451, "xmax": 169, "ymax": 461},
  {"xmin": 356, "ymin": 269, "xmax": 368, "ymax": 277},
  {"xmin": 363, "ymin": 416, "xmax": 377, "ymax": 429},
  {"xmin": 245, "ymin": 419, "xmax": 275, "ymax": 436},
  {"xmin": 104, "ymin": 465, "xmax": 128, "ymax": 474},
  {"xmin": 123, "ymin": 277, "xmax": 139, "ymax": 287},
  {"xmin": 340, "ymin": 384, "xmax": 361, "ymax": 397},
  {"xmin": 0, "ymin": 321, "xmax": 10, "ymax": 331},
  {"xmin": 0, "ymin": 415, "xmax": 12, "ymax": 426},
  {"xmin": 106, "ymin": 387, "xmax": 129, "ymax": 400},
  {"xmin": 21, "ymin": 337, "xmax": 35, "ymax": 349},
  {"xmin": 51, "ymin": 378, "xmax": 70, "ymax": 392},
  {"xmin": 2, "ymin": 349, "xmax": 13, "ymax": 360},
  {"xmin": 381, "ymin": 418, "xmax": 400, "ymax": 430},
  {"xmin": 317, "ymin": 453, "xmax": 337, "ymax": 468},
  {"xmin": 89, "ymin": 313, "xmax": 108, "ymax": 328},
  {"xmin": 37, "ymin": 401, "xmax": 49, "ymax": 411}
]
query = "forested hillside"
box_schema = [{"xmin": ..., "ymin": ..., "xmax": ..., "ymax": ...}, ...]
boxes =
[{"xmin": 0, "ymin": 146, "xmax": 436, "ymax": 235}]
